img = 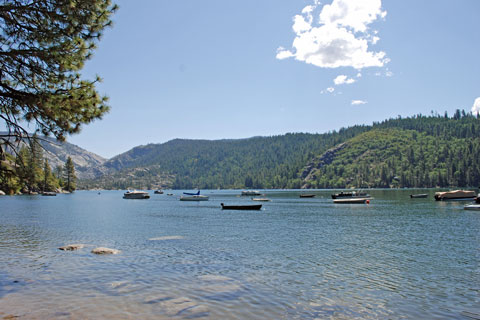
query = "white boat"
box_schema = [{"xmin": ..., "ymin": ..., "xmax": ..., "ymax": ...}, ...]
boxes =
[
  {"xmin": 180, "ymin": 195, "xmax": 209, "ymax": 201},
  {"xmin": 434, "ymin": 190, "xmax": 476, "ymax": 201},
  {"xmin": 241, "ymin": 190, "xmax": 261, "ymax": 196},
  {"xmin": 252, "ymin": 197, "xmax": 271, "ymax": 202},
  {"xmin": 464, "ymin": 204, "xmax": 480, "ymax": 211},
  {"xmin": 123, "ymin": 190, "xmax": 150, "ymax": 199}
]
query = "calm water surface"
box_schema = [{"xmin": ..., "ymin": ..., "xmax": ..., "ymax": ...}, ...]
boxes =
[{"xmin": 0, "ymin": 190, "xmax": 478, "ymax": 319}]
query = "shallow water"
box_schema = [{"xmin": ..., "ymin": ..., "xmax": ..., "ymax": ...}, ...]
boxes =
[{"xmin": 0, "ymin": 190, "xmax": 478, "ymax": 319}]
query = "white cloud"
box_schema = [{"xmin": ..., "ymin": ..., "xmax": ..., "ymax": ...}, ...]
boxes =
[
  {"xmin": 276, "ymin": 0, "xmax": 388, "ymax": 70},
  {"xmin": 333, "ymin": 74, "xmax": 356, "ymax": 85},
  {"xmin": 327, "ymin": 87, "xmax": 335, "ymax": 93},
  {"xmin": 351, "ymin": 100, "xmax": 367, "ymax": 105},
  {"xmin": 472, "ymin": 97, "xmax": 480, "ymax": 115}
]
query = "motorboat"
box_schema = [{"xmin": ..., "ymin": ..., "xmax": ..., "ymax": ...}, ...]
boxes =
[
  {"xmin": 464, "ymin": 204, "xmax": 480, "ymax": 211},
  {"xmin": 331, "ymin": 191, "xmax": 370, "ymax": 199},
  {"xmin": 333, "ymin": 198, "xmax": 370, "ymax": 204},
  {"xmin": 410, "ymin": 193, "xmax": 428, "ymax": 198},
  {"xmin": 154, "ymin": 190, "xmax": 164, "ymax": 194},
  {"xmin": 183, "ymin": 190, "xmax": 200, "ymax": 196},
  {"xmin": 252, "ymin": 197, "xmax": 271, "ymax": 201},
  {"xmin": 221, "ymin": 203, "xmax": 262, "ymax": 210},
  {"xmin": 299, "ymin": 194, "xmax": 315, "ymax": 198},
  {"xmin": 434, "ymin": 190, "xmax": 476, "ymax": 201},
  {"xmin": 241, "ymin": 190, "xmax": 261, "ymax": 196},
  {"xmin": 123, "ymin": 190, "xmax": 150, "ymax": 199},
  {"xmin": 180, "ymin": 195, "xmax": 209, "ymax": 201}
]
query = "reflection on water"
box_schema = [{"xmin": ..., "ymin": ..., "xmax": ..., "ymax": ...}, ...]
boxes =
[{"xmin": 0, "ymin": 190, "xmax": 479, "ymax": 319}]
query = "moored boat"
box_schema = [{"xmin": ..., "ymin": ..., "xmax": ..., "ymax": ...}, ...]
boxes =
[
  {"xmin": 333, "ymin": 198, "xmax": 370, "ymax": 204},
  {"xmin": 123, "ymin": 190, "xmax": 150, "ymax": 199},
  {"xmin": 252, "ymin": 197, "xmax": 271, "ymax": 202},
  {"xmin": 241, "ymin": 190, "xmax": 262, "ymax": 196},
  {"xmin": 154, "ymin": 190, "xmax": 164, "ymax": 194},
  {"xmin": 434, "ymin": 190, "xmax": 476, "ymax": 201},
  {"xmin": 464, "ymin": 204, "xmax": 480, "ymax": 211},
  {"xmin": 299, "ymin": 194, "xmax": 315, "ymax": 198},
  {"xmin": 410, "ymin": 193, "xmax": 428, "ymax": 198},
  {"xmin": 221, "ymin": 203, "xmax": 262, "ymax": 210},
  {"xmin": 331, "ymin": 191, "xmax": 370, "ymax": 199},
  {"xmin": 180, "ymin": 195, "xmax": 209, "ymax": 201}
]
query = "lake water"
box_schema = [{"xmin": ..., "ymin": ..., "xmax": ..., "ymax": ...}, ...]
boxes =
[{"xmin": 0, "ymin": 190, "xmax": 478, "ymax": 319}]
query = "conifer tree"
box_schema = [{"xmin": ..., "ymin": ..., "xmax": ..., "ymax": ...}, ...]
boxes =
[
  {"xmin": 0, "ymin": 0, "xmax": 117, "ymax": 168},
  {"xmin": 63, "ymin": 157, "xmax": 76, "ymax": 192}
]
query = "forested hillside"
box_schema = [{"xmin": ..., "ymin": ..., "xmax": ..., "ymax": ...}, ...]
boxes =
[{"xmin": 79, "ymin": 111, "xmax": 480, "ymax": 190}]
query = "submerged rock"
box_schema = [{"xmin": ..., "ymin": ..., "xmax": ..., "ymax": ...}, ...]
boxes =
[
  {"xmin": 58, "ymin": 244, "xmax": 85, "ymax": 251},
  {"xmin": 91, "ymin": 247, "xmax": 120, "ymax": 255}
]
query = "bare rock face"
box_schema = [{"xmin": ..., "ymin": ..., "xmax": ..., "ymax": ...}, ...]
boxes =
[
  {"xmin": 91, "ymin": 247, "xmax": 120, "ymax": 255},
  {"xmin": 59, "ymin": 244, "xmax": 85, "ymax": 251}
]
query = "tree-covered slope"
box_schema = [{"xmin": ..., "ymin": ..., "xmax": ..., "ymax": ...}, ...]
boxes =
[
  {"xmin": 79, "ymin": 112, "xmax": 480, "ymax": 190},
  {"xmin": 302, "ymin": 114, "xmax": 480, "ymax": 188}
]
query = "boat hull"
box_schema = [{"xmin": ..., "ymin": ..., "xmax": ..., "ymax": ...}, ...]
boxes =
[
  {"xmin": 123, "ymin": 194, "xmax": 150, "ymax": 199},
  {"xmin": 180, "ymin": 196, "xmax": 209, "ymax": 201},
  {"xmin": 434, "ymin": 190, "xmax": 476, "ymax": 201},
  {"xmin": 333, "ymin": 198, "xmax": 369, "ymax": 204},
  {"xmin": 221, "ymin": 203, "xmax": 262, "ymax": 210},
  {"xmin": 299, "ymin": 194, "xmax": 315, "ymax": 198},
  {"xmin": 410, "ymin": 194, "xmax": 428, "ymax": 198},
  {"xmin": 464, "ymin": 204, "xmax": 480, "ymax": 211}
]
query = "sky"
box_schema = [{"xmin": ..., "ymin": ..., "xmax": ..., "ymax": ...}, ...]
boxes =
[{"xmin": 65, "ymin": 0, "xmax": 480, "ymax": 158}]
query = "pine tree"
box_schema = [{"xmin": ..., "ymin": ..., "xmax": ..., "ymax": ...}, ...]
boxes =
[
  {"xmin": 0, "ymin": 0, "xmax": 117, "ymax": 173},
  {"xmin": 63, "ymin": 157, "xmax": 76, "ymax": 192}
]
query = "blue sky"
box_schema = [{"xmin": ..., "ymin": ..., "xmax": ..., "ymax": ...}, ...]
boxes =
[{"xmin": 68, "ymin": 0, "xmax": 480, "ymax": 158}]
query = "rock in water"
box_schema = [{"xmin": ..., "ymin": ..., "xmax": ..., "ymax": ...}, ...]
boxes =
[
  {"xmin": 0, "ymin": 190, "xmax": 6, "ymax": 195},
  {"xmin": 91, "ymin": 247, "xmax": 120, "ymax": 255},
  {"xmin": 58, "ymin": 244, "xmax": 85, "ymax": 251}
]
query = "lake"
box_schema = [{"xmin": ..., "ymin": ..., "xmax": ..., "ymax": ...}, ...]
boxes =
[{"xmin": 0, "ymin": 190, "xmax": 478, "ymax": 319}]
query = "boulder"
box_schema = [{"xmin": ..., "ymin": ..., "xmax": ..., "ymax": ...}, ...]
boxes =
[
  {"xmin": 58, "ymin": 244, "xmax": 85, "ymax": 251},
  {"xmin": 0, "ymin": 190, "xmax": 6, "ymax": 195},
  {"xmin": 91, "ymin": 247, "xmax": 120, "ymax": 255}
]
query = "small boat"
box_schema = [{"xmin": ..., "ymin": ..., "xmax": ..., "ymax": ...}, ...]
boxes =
[
  {"xmin": 464, "ymin": 204, "xmax": 480, "ymax": 211},
  {"xmin": 154, "ymin": 190, "xmax": 164, "ymax": 194},
  {"xmin": 221, "ymin": 203, "xmax": 262, "ymax": 210},
  {"xmin": 241, "ymin": 190, "xmax": 262, "ymax": 196},
  {"xmin": 123, "ymin": 190, "xmax": 150, "ymax": 199},
  {"xmin": 180, "ymin": 195, "xmax": 209, "ymax": 201},
  {"xmin": 434, "ymin": 190, "xmax": 476, "ymax": 201},
  {"xmin": 41, "ymin": 192, "xmax": 57, "ymax": 196},
  {"xmin": 167, "ymin": 193, "xmax": 173, "ymax": 196},
  {"xmin": 410, "ymin": 193, "xmax": 428, "ymax": 198},
  {"xmin": 252, "ymin": 197, "xmax": 271, "ymax": 202},
  {"xmin": 183, "ymin": 190, "xmax": 201, "ymax": 196},
  {"xmin": 299, "ymin": 194, "xmax": 315, "ymax": 198},
  {"xmin": 331, "ymin": 191, "xmax": 370, "ymax": 199},
  {"xmin": 333, "ymin": 198, "xmax": 370, "ymax": 204},
  {"xmin": 475, "ymin": 194, "xmax": 480, "ymax": 204}
]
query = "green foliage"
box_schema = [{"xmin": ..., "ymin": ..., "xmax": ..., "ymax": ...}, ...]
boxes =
[
  {"xmin": 82, "ymin": 110, "xmax": 480, "ymax": 190},
  {"xmin": 0, "ymin": 0, "xmax": 117, "ymax": 168},
  {"xmin": 63, "ymin": 156, "xmax": 76, "ymax": 192}
]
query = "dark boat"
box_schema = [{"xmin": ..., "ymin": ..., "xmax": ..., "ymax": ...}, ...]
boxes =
[
  {"xmin": 221, "ymin": 203, "xmax": 262, "ymax": 210},
  {"xmin": 331, "ymin": 191, "xmax": 370, "ymax": 199},
  {"xmin": 410, "ymin": 193, "xmax": 428, "ymax": 198},
  {"xmin": 154, "ymin": 190, "xmax": 164, "ymax": 194},
  {"xmin": 183, "ymin": 190, "xmax": 200, "ymax": 196},
  {"xmin": 299, "ymin": 194, "xmax": 316, "ymax": 198},
  {"xmin": 333, "ymin": 198, "xmax": 369, "ymax": 204}
]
